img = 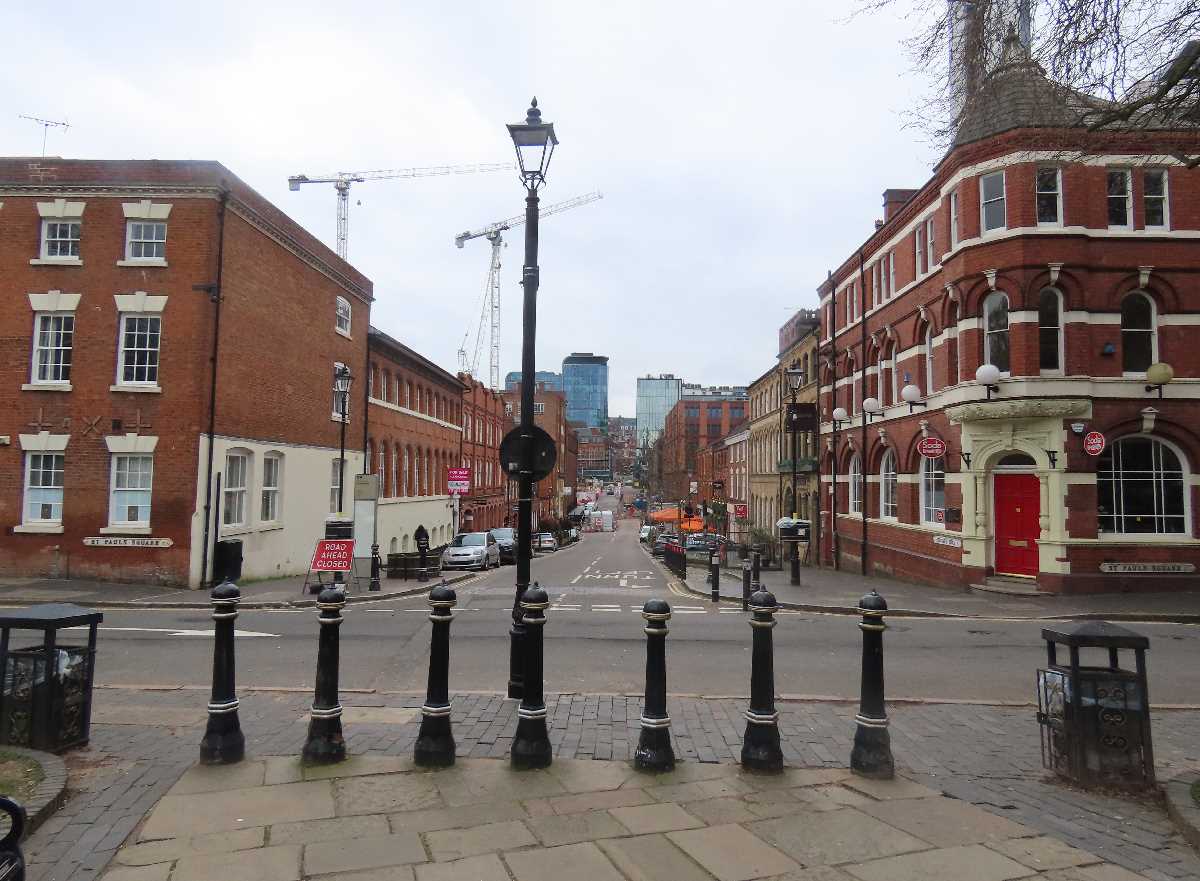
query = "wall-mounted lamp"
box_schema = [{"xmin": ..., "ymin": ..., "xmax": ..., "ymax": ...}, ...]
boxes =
[
  {"xmin": 831, "ymin": 406, "xmax": 849, "ymax": 430},
  {"xmin": 1145, "ymin": 362, "xmax": 1174, "ymax": 399},
  {"xmin": 862, "ymin": 397, "xmax": 883, "ymax": 423},
  {"xmin": 975, "ymin": 363, "xmax": 1001, "ymax": 400},
  {"xmin": 1070, "ymin": 422, "xmax": 1086, "ymax": 435},
  {"xmin": 900, "ymin": 384, "xmax": 926, "ymax": 414},
  {"xmin": 1045, "ymin": 450, "xmax": 1058, "ymax": 468},
  {"xmin": 960, "ymin": 451, "xmax": 972, "ymax": 468}
]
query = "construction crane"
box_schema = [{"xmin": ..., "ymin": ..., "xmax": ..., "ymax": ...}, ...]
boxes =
[
  {"xmin": 455, "ymin": 191, "xmax": 603, "ymax": 390},
  {"xmin": 287, "ymin": 163, "xmax": 513, "ymax": 259}
]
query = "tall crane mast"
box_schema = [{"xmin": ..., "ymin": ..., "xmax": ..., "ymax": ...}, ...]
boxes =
[
  {"xmin": 287, "ymin": 162, "xmax": 513, "ymax": 259},
  {"xmin": 455, "ymin": 192, "xmax": 603, "ymax": 390}
]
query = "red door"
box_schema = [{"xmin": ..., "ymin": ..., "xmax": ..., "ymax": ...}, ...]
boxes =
[{"xmin": 994, "ymin": 474, "xmax": 1040, "ymax": 577}]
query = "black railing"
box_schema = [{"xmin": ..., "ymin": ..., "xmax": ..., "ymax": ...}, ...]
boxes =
[{"xmin": 662, "ymin": 542, "xmax": 687, "ymax": 581}]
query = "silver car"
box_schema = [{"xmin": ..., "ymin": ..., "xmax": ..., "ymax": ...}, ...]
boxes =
[{"xmin": 442, "ymin": 532, "xmax": 500, "ymax": 570}]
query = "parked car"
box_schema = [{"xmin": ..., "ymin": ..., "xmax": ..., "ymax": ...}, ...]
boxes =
[
  {"xmin": 489, "ymin": 527, "xmax": 516, "ymax": 563},
  {"xmin": 639, "ymin": 525, "xmax": 653, "ymax": 543},
  {"xmin": 652, "ymin": 534, "xmax": 677, "ymax": 556},
  {"xmin": 442, "ymin": 532, "xmax": 500, "ymax": 570},
  {"xmin": 534, "ymin": 532, "xmax": 558, "ymax": 552}
]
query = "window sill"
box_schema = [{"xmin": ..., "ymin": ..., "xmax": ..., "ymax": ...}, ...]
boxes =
[
  {"xmin": 29, "ymin": 258, "xmax": 82, "ymax": 267},
  {"xmin": 116, "ymin": 259, "xmax": 168, "ymax": 268},
  {"xmin": 99, "ymin": 525, "xmax": 152, "ymax": 535},
  {"xmin": 920, "ymin": 519, "xmax": 947, "ymax": 531},
  {"xmin": 258, "ymin": 524, "xmax": 285, "ymax": 533},
  {"xmin": 21, "ymin": 383, "xmax": 71, "ymax": 392},
  {"xmin": 335, "ymin": 328, "xmax": 352, "ymax": 340},
  {"xmin": 13, "ymin": 523, "xmax": 64, "ymax": 534},
  {"xmin": 331, "ymin": 413, "xmax": 350, "ymax": 423},
  {"xmin": 110, "ymin": 384, "xmax": 162, "ymax": 393},
  {"xmin": 220, "ymin": 527, "xmax": 254, "ymax": 537}
]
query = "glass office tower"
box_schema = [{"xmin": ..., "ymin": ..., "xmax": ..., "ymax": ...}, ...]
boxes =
[
  {"xmin": 635, "ymin": 374, "xmax": 683, "ymax": 448},
  {"xmin": 503, "ymin": 370, "xmax": 562, "ymax": 392},
  {"xmin": 562, "ymin": 353, "xmax": 609, "ymax": 429}
]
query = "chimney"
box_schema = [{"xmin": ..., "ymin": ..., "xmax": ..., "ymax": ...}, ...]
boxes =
[
  {"xmin": 874, "ymin": 219, "xmax": 884, "ymax": 230},
  {"xmin": 881, "ymin": 189, "xmax": 919, "ymax": 222}
]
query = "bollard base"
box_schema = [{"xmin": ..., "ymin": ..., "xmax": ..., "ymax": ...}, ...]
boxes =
[
  {"xmin": 414, "ymin": 714, "xmax": 456, "ymax": 767},
  {"xmin": 199, "ymin": 713, "xmax": 245, "ymax": 765},
  {"xmin": 302, "ymin": 717, "xmax": 346, "ymax": 765},
  {"xmin": 741, "ymin": 722, "xmax": 784, "ymax": 773},
  {"xmin": 634, "ymin": 727, "xmax": 675, "ymax": 772},
  {"xmin": 507, "ymin": 623, "xmax": 525, "ymax": 700},
  {"xmin": 511, "ymin": 717, "xmax": 552, "ymax": 769},
  {"xmin": 851, "ymin": 723, "xmax": 895, "ymax": 779}
]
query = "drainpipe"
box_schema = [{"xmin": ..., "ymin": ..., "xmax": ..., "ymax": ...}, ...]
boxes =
[
  {"xmin": 858, "ymin": 249, "xmax": 870, "ymax": 577},
  {"xmin": 198, "ymin": 189, "xmax": 229, "ymax": 591}
]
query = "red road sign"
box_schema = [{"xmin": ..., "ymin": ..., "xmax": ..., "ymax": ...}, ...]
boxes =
[
  {"xmin": 1083, "ymin": 431, "xmax": 1106, "ymax": 457},
  {"xmin": 447, "ymin": 467, "xmax": 471, "ymax": 495},
  {"xmin": 311, "ymin": 539, "xmax": 355, "ymax": 572},
  {"xmin": 916, "ymin": 437, "xmax": 947, "ymax": 459},
  {"xmin": 734, "ymin": 504, "xmax": 748, "ymax": 520}
]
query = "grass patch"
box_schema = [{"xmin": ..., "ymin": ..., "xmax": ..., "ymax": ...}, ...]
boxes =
[
  {"xmin": 1191, "ymin": 779, "xmax": 1200, "ymax": 808},
  {"xmin": 0, "ymin": 749, "xmax": 44, "ymax": 803}
]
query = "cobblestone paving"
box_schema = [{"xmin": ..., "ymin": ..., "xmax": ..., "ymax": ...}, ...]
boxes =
[{"xmin": 24, "ymin": 688, "xmax": 1200, "ymax": 881}]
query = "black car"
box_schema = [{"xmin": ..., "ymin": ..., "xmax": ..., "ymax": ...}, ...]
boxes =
[{"xmin": 489, "ymin": 527, "xmax": 516, "ymax": 563}]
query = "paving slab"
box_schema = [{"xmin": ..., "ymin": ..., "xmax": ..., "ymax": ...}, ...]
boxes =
[
  {"xmin": 435, "ymin": 767, "xmax": 567, "ymax": 807},
  {"xmin": 303, "ymin": 831, "xmax": 427, "ymax": 875},
  {"xmin": 114, "ymin": 827, "xmax": 265, "ymax": 865},
  {"xmin": 841, "ymin": 775, "xmax": 942, "ymax": 801},
  {"xmin": 312, "ymin": 869, "xmax": 415, "ymax": 881},
  {"xmin": 683, "ymin": 796, "xmax": 760, "ymax": 825},
  {"xmin": 100, "ymin": 866, "xmax": 171, "ymax": 881},
  {"xmin": 990, "ymin": 836, "xmax": 1102, "ymax": 871},
  {"xmin": 503, "ymin": 841, "xmax": 627, "ymax": 881},
  {"xmin": 171, "ymin": 843, "xmax": 303, "ymax": 881},
  {"xmin": 531, "ymin": 786, "xmax": 653, "ymax": 816},
  {"xmin": 268, "ymin": 814, "xmax": 390, "ymax": 846},
  {"xmin": 529, "ymin": 809, "xmax": 630, "ymax": 846},
  {"xmin": 609, "ymin": 802, "xmax": 704, "ymax": 834},
  {"xmin": 749, "ymin": 808, "xmax": 928, "ymax": 867},
  {"xmin": 544, "ymin": 757, "xmax": 646, "ymax": 793},
  {"xmin": 858, "ymin": 794, "xmax": 1035, "ymax": 847},
  {"xmin": 305, "ymin": 755, "xmax": 419, "ymax": 780},
  {"xmin": 668, "ymin": 822, "xmax": 803, "ymax": 881},
  {"xmin": 844, "ymin": 842, "xmax": 1036, "ymax": 881},
  {"xmin": 389, "ymin": 801, "xmax": 529, "ymax": 834},
  {"xmin": 168, "ymin": 759, "xmax": 267, "ymax": 794},
  {"xmin": 1041, "ymin": 868, "xmax": 1153, "ymax": 881},
  {"xmin": 789, "ymin": 784, "xmax": 873, "ymax": 812},
  {"xmin": 599, "ymin": 832, "xmax": 717, "ymax": 881},
  {"xmin": 415, "ymin": 854, "xmax": 510, "ymax": 881},
  {"xmin": 426, "ymin": 819, "xmax": 536, "ymax": 862},
  {"xmin": 139, "ymin": 779, "xmax": 334, "ymax": 839},
  {"xmin": 645, "ymin": 776, "xmax": 752, "ymax": 803},
  {"xmin": 336, "ymin": 773, "xmax": 444, "ymax": 815}
]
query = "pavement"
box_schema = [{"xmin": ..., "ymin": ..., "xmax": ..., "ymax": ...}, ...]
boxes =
[{"xmin": 98, "ymin": 753, "xmax": 1175, "ymax": 881}]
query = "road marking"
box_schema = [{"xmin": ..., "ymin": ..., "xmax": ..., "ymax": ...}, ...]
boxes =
[
  {"xmin": 583, "ymin": 566, "xmax": 591, "ymax": 573},
  {"xmin": 570, "ymin": 576, "xmax": 581, "ymax": 584},
  {"xmin": 66, "ymin": 626, "xmax": 279, "ymax": 638}
]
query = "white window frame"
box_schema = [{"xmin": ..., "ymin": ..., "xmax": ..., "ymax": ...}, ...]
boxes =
[
  {"xmin": 1120, "ymin": 292, "xmax": 1158, "ymax": 377},
  {"xmin": 1143, "ymin": 169, "xmax": 1169, "ymax": 231},
  {"xmin": 848, "ymin": 454, "xmax": 863, "ymax": 514},
  {"xmin": 223, "ymin": 451, "xmax": 250, "ymax": 528},
  {"xmin": 920, "ymin": 456, "xmax": 946, "ymax": 527},
  {"xmin": 30, "ymin": 312, "xmax": 75, "ymax": 386},
  {"xmin": 925, "ymin": 218, "xmax": 935, "ymax": 269},
  {"xmin": 880, "ymin": 450, "xmax": 897, "ymax": 520},
  {"xmin": 871, "ymin": 262, "xmax": 879, "ymax": 308},
  {"xmin": 125, "ymin": 220, "xmax": 167, "ymax": 261},
  {"xmin": 335, "ymin": 296, "xmax": 352, "ymax": 337},
  {"xmin": 983, "ymin": 292, "xmax": 1011, "ymax": 374},
  {"xmin": 887, "ymin": 251, "xmax": 895, "ymax": 298},
  {"xmin": 116, "ymin": 313, "xmax": 162, "ymax": 388},
  {"xmin": 950, "ymin": 190, "xmax": 960, "ymax": 247},
  {"xmin": 23, "ymin": 452, "xmax": 66, "ymax": 526},
  {"xmin": 915, "ymin": 226, "xmax": 925, "ymax": 277},
  {"xmin": 1107, "ymin": 168, "xmax": 1132, "ymax": 230},
  {"xmin": 533, "ymin": 402, "xmax": 545, "ymax": 415},
  {"xmin": 980, "ymin": 171, "xmax": 1006, "ymax": 234},
  {"xmin": 1035, "ymin": 167, "xmax": 1062, "ymax": 226},
  {"xmin": 40, "ymin": 219, "xmax": 81, "ymax": 261},
  {"xmin": 261, "ymin": 453, "xmax": 282, "ymax": 524},
  {"xmin": 109, "ymin": 454, "xmax": 154, "ymax": 528},
  {"xmin": 1097, "ymin": 435, "xmax": 1190, "ymax": 537},
  {"xmin": 330, "ymin": 457, "xmax": 343, "ymax": 514},
  {"xmin": 924, "ymin": 325, "xmax": 935, "ymax": 393},
  {"xmin": 1038, "ymin": 287, "xmax": 1064, "ymax": 376}
]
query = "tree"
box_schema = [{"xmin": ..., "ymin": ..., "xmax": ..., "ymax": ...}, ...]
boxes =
[{"xmin": 859, "ymin": 0, "xmax": 1200, "ymax": 165}]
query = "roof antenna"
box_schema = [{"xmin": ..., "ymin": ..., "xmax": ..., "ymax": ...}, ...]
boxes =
[{"xmin": 18, "ymin": 114, "xmax": 70, "ymax": 157}]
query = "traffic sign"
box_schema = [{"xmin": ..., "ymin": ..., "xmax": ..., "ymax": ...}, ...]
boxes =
[
  {"xmin": 1084, "ymin": 431, "xmax": 1106, "ymax": 456},
  {"xmin": 734, "ymin": 504, "xmax": 748, "ymax": 520},
  {"xmin": 447, "ymin": 467, "xmax": 472, "ymax": 495},
  {"xmin": 310, "ymin": 539, "xmax": 355, "ymax": 572},
  {"xmin": 916, "ymin": 437, "xmax": 947, "ymax": 459}
]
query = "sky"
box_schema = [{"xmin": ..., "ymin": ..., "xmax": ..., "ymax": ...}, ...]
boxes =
[{"xmin": 1, "ymin": 0, "xmax": 939, "ymax": 416}]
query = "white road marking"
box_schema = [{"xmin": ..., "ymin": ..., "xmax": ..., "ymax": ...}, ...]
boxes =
[
  {"xmin": 66, "ymin": 626, "xmax": 279, "ymax": 638},
  {"xmin": 570, "ymin": 576, "xmax": 581, "ymax": 584}
]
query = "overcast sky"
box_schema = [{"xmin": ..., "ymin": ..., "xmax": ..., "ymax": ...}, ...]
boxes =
[{"xmin": 2, "ymin": 1, "xmax": 939, "ymax": 416}]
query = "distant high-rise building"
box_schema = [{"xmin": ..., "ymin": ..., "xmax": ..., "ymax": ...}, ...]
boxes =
[
  {"xmin": 503, "ymin": 370, "xmax": 562, "ymax": 392},
  {"xmin": 562, "ymin": 353, "xmax": 609, "ymax": 429},
  {"xmin": 635, "ymin": 374, "xmax": 682, "ymax": 448}
]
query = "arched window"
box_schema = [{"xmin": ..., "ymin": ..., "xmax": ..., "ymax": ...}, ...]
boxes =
[
  {"xmin": 402, "ymin": 447, "xmax": 410, "ymax": 496},
  {"xmin": 880, "ymin": 450, "xmax": 897, "ymax": 519},
  {"xmin": 1039, "ymin": 288, "xmax": 1062, "ymax": 373},
  {"xmin": 848, "ymin": 454, "xmax": 863, "ymax": 514},
  {"xmin": 923, "ymin": 324, "xmax": 935, "ymax": 393},
  {"xmin": 390, "ymin": 445, "xmax": 398, "ymax": 498},
  {"xmin": 1121, "ymin": 293, "xmax": 1157, "ymax": 374},
  {"xmin": 877, "ymin": 349, "xmax": 888, "ymax": 406},
  {"xmin": 389, "ymin": 537, "xmax": 398, "ymax": 554},
  {"xmin": 1098, "ymin": 436, "xmax": 1186, "ymax": 534},
  {"xmin": 983, "ymin": 292, "xmax": 1010, "ymax": 372},
  {"xmin": 920, "ymin": 456, "xmax": 945, "ymax": 524}
]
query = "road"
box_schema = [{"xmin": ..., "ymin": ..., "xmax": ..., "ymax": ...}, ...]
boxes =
[{"xmin": 74, "ymin": 494, "xmax": 1200, "ymax": 703}]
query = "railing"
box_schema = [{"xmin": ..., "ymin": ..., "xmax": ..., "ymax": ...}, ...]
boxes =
[{"xmin": 662, "ymin": 542, "xmax": 687, "ymax": 581}]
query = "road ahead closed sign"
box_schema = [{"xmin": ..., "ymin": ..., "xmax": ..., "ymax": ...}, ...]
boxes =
[{"xmin": 311, "ymin": 539, "xmax": 355, "ymax": 572}]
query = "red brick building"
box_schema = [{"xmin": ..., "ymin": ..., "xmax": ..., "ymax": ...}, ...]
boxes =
[
  {"xmin": 458, "ymin": 373, "xmax": 506, "ymax": 533},
  {"xmin": 818, "ymin": 36, "xmax": 1200, "ymax": 594},
  {"xmin": 0, "ymin": 159, "xmax": 372, "ymax": 586},
  {"xmin": 661, "ymin": 398, "xmax": 747, "ymax": 502},
  {"xmin": 365, "ymin": 330, "xmax": 464, "ymax": 553}
]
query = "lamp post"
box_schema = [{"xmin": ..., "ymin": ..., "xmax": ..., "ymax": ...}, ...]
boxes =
[
  {"xmin": 784, "ymin": 367, "xmax": 805, "ymax": 586},
  {"xmin": 975, "ymin": 363, "xmax": 1001, "ymax": 400},
  {"xmin": 334, "ymin": 365, "xmax": 353, "ymax": 513},
  {"xmin": 506, "ymin": 97, "xmax": 558, "ymax": 700},
  {"xmin": 830, "ymin": 406, "xmax": 848, "ymax": 570},
  {"xmin": 1145, "ymin": 362, "xmax": 1174, "ymax": 399}
]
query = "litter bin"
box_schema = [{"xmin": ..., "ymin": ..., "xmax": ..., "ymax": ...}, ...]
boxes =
[
  {"xmin": 212, "ymin": 538, "xmax": 243, "ymax": 584},
  {"xmin": 0, "ymin": 604, "xmax": 103, "ymax": 753},
  {"xmin": 1036, "ymin": 620, "xmax": 1155, "ymax": 789}
]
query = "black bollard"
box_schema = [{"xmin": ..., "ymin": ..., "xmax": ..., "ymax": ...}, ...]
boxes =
[
  {"xmin": 369, "ymin": 543, "xmax": 382, "ymax": 592},
  {"xmin": 200, "ymin": 577, "xmax": 245, "ymax": 764},
  {"xmin": 418, "ymin": 547, "xmax": 429, "ymax": 583},
  {"xmin": 302, "ymin": 576, "xmax": 347, "ymax": 764},
  {"xmin": 0, "ymin": 797, "xmax": 25, "ymax": 879},
  {"xmin": 511, "ymin": 582, "xmax": 552, "ymax": 769},
  {"xmin": 741, "ymin": 559, "xmax": 752, "ymax": 612},
  {"xmin": 635, "ymin": 599, "xmax": 675, "ymax": 771},
  {"xmin": 710, "ymin": 552, "xmax": 720, "ymax": 603},
  {"xmin": 415, "ymin": 582, "xmax": 457, "ymax": 766},
  {"xmin": 751, "ymin": 547, "xmax": 761, "ymax": 587},
  {"xmin": 851, "ymin": 590, "xmax": 895, "ymax": 779},
  {"xmin": 741, "ymin": 588, "xmax": 783, "ymax": 772}
]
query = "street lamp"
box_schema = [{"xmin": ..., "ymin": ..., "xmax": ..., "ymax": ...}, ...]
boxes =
[
  {"xmin": 900, "ymin": 384, "xmax": 926, "ymax": 414},
  {"xmin": 975, "ymin": 363, "xmax": 1002, "ymax": 400},
  {"xmin": 1145, "ymin": 362, "xmax": 1174, "ymax": 399},
  {"xmin": 334, "ymin": 364, "xmax": 353, "ymax": 513},
  {"xmin": 784, "ymin": 367, "xmax": 805, "ymax": 586},
  {"xmin": 506, "ymin": 98, "xmax": 558, "ymax": 702},
  {"xmin": 862, "ymin": 397, "xmax": 883, "ymax": 422}
]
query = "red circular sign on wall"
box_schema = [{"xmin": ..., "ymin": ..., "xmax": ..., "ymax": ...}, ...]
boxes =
[
  {"xmin": 1083, "ymin": 431, "xmax": 1106, "ymax": 456},
  {"xmin": 916, "ymin": 437, "xmax": 947, "ymax": 459}
]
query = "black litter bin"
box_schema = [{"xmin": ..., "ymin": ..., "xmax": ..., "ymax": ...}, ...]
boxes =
[
  {"xmin": 213, "ymin": 538, "xmax": 243, "ymax": 584},
  {"xmin": 0, "ymin": 604, "xmax": 103, "ymax": 753}
]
